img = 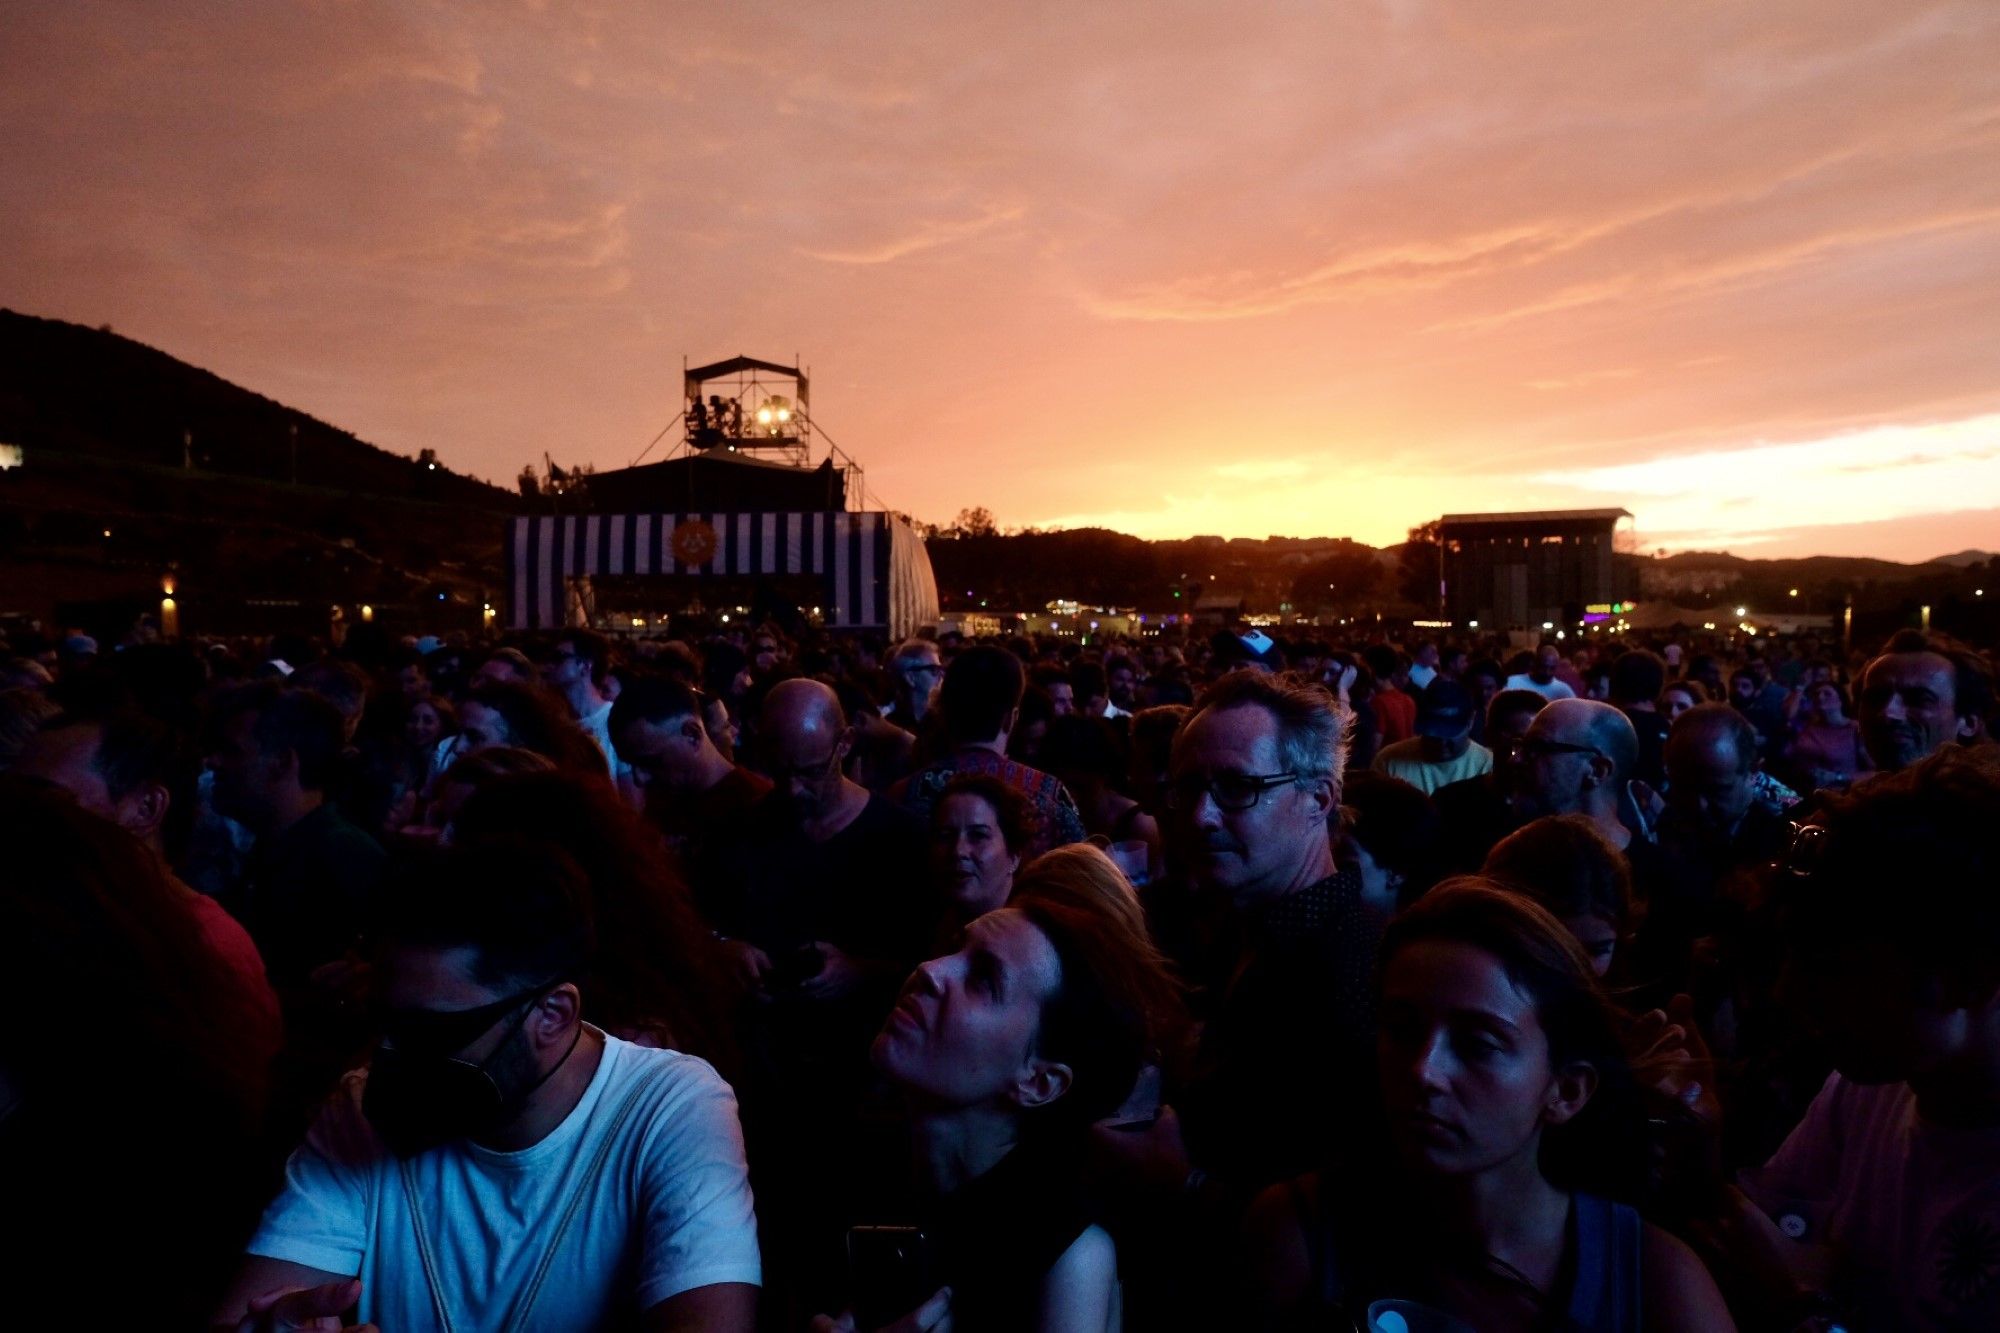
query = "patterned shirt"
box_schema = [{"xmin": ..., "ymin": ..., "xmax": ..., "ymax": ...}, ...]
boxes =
[{"xmin": 896, "ymin": 747, "xmax": 1088, "ymax": 855}]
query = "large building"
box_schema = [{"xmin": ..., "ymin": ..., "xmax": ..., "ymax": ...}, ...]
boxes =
[{"xmin": 1435, "ymin": 508, "xmax": 1636, "ymax": 630}]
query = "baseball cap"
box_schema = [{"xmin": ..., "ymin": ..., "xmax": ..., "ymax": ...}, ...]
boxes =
[{"xmin": 1415, "ymin": 678, "xmax": 1475, "ymax": 737}]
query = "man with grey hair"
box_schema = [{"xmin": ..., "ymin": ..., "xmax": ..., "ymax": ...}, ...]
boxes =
[
  {"xmin": 883, "ymin": 638, "xmax": 943, "ymax": 731},
  {"xmin": 1095, "ymin": 669, "xmax": 1377, "ymax": 1207}
]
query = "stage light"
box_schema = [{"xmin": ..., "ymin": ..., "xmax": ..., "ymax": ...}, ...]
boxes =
[
  {"xmin": 1735, "ymin": 606, "xmax": 1747, "ymax": 617},
  {"xmin": 757, "ymin": 408, "xmax": 773, "ymax": 425}
]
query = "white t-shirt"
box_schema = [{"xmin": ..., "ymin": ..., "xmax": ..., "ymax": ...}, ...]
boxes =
[
  {"xmin": 1746, "ymin": 1073, "xmax": 2000, "ymax": 1330},
  {"xmin": 249, "ymin": 1032, "xmax": 761, "ymax": 1330},
  {"xmin": 577, "ymin": 698, "xmax": 632, "ymax": 785},
  {"xmin": 1503, "ymin": 673, "xmax": 1576, "ymax": 702}
]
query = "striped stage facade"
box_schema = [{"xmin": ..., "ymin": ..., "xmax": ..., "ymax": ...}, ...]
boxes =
[{"xmin": 505, "ymin": 511, "xmax": 940, "ymax": 638}]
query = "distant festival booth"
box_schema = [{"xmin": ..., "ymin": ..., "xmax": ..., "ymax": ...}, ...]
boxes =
[{"xmin": 507, "ymin": 355, "xmax": 940, "ymax": 639}]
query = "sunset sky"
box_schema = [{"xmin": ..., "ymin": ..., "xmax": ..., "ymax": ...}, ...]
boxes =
[{"xmin": 5, "ymin": 2, "xmax": 1998, "ymax": 559}]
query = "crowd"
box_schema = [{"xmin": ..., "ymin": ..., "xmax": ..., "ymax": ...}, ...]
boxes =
[{"xmin": 0, "ymin": 612, "xmax": 1995, "ymax": 1331}]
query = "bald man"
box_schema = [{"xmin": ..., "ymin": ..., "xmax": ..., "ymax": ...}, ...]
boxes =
[
  {"xmin": 693, "ymin": 682, "xmax": 930, "ymax": 1295},
  {"xmin": 1513, "ymin": 698, "xmax": 1640, "ymax": 850},
  {"xmin": 694, "ymin": 678, "xmax": 929, "ymax": 1010},
  {"xmin": 1517, "ymin": 698, "xmax": 1695, "ymax": 1000}
]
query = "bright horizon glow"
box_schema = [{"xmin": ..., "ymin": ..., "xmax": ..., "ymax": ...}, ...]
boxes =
[{"xmin": 3, "ymin": 4, "xmax": 1998, "ymax": 561}]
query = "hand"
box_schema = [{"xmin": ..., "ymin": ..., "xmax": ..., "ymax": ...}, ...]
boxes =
[
  {"xmin": 797, "ymin": 940, "xmax": 865, "ymax": 1002},
  {"xmin": 720, "ymin": 939, "xmax": 774, "ymax": 997},
  {"xmin": 810, "ymin": 1286, "xmax": 954, "ymax": 1333},
  {"xmin": 235, "ymin": 1279, "xmax": 378, "ymax": 1333},
  {"xmin": 1629, "ymin": 993, "xmax": 1721, "ymax": 1128},
  {"xmin": 1629, "ymin": 779, "xmax": 1666, "ymax": 824},
  {"xmin": 1088, "ymin": 1103, "xmax": 1193, "ymax": 1198}
]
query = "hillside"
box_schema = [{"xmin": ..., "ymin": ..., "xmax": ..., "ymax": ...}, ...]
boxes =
[
  {"xmin": 0, "ymin": 310, "xmax": 515, "ymax": 637},
  {"xmin": 0, "ymin": 308, "xmax": 513, "ymax": 507}
]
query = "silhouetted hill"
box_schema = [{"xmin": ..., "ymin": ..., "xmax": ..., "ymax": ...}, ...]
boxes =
[
  {"xmin": 0, "ymin": 310, "xmax": 513, "ymax": 638},
  {"xmin": 0, "ymin": 308, "xmax": 512, "ymax": 506},
  {"xmin": 1930, "ymin": 549, "xmax": 1996, "ymax": 568}
]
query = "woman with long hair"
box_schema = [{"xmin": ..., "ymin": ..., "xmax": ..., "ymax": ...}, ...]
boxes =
[
  {"xmin": 1782, "ymin": 680, "xmax": 1872, "ymax": 790},
  {"xmin": 1246, "ymin": 880, "xmax": 1732, "ymax": 1331}
]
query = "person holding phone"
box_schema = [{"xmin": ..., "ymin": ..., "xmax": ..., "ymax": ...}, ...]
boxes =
[{"xmin": 816, "ymin": 851, "xmax": 1182, "ymax": 1332}]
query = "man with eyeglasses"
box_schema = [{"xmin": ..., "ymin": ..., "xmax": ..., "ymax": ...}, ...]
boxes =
[
  {"xmin": 1092, "ymin": 670, "xmax": 1380, "ymax": 1228},
  {"xmin": 1516, "ymin": 699, "xmax": 1701, "ymax": 1001},
  {"xmin": 700, "ymin": 678, "xmax": 927, "ymax": 1012},
  {"xmin": 215, "ymin": 842, "xmax": 760, "ymax": 1333},
  {"xmin": 697, "ymin": 680, "xmax": 928, "ymax": 1320},
  {"xmin": 883, "ymin": 638, "xmax": 944, "ymax": 732},
  {"xmin": 1510, "ymin": 698, "xmax": 1639, "ymax": 851},
  {"xmin": 610, "ymin": 673, "xmax": 771, "ymax": 860},
  {"xmin": 543, "ymin": 629, "xmax": 630, "ymax": 793}
]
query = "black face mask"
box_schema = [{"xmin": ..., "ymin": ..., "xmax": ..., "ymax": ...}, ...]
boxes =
[{"xmin": 362, "ymin": 985, "xmax": 580, "ymax": 1157}]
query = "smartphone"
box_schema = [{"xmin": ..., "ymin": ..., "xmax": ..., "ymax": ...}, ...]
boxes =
[
  {"xmin": 1099, "ymin": 1063, "xmax": 1163, "ymax": 1130},
  {"xmin": 847, "ymin": 1225, "xmax": 933, "ymax": 1329}
]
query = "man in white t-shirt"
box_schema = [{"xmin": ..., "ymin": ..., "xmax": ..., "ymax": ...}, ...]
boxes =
[
  {"xmin": 1740, "ymin": 751, "xmax": 2000, "ymax": 1331},
  {"xmin": 1504, "ymin": 643, "xmax": 1577, "ymax": 702},
  {"xmin": 546, "ymin": 629, "xmax": 632, "ymax": 789},
  {"xmin": 214, "ymin": 841, "xmax": 760, "ymax": 1332},
  {"xmin": 1405, "ymin": 640, "xmax": 1441, "ymax": 692}
]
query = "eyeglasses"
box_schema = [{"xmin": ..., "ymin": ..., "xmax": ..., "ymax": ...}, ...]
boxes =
[
  {"xmin": 374, "ymin": 980, "xmax": 559, "ymax": 1056},
  {"xmin": 763, "ymin": 748, "xmax": 843, "ymax": 783},
  {"xmin": 1166, "ymin": 771, "xmax": 1304, "ymax": 812}
]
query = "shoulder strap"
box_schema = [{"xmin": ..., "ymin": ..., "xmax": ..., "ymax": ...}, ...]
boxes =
[
  {"xmin": 394, "ymin": 1051, "xmax": 661, "ymax": 1333},
  {"xmin": 508, "ymin": 1064, "xmax": 657, "ymax": 1332},
  {"xmin": 399, "ymin": 1156, "xmax": 459, "ymax": 1333},
  {"xmin": 1563, "ymin": 1194, "xmax": 1645, "ymax": 1333}
]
